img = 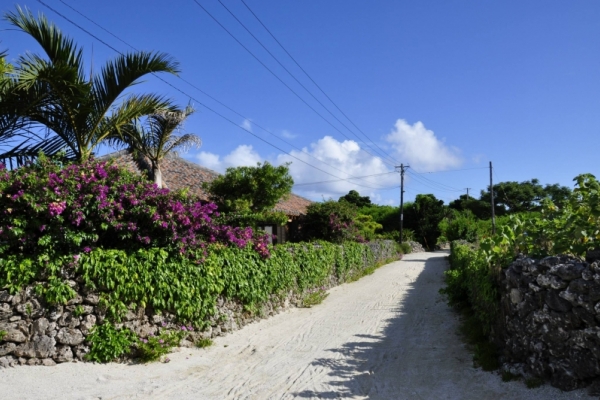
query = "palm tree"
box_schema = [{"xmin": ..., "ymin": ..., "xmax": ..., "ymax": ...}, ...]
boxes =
[
  {"xmin": 116, "ymin": 105, "xmax": 201, "ymax": 187},
  {"xmin": 3, "ymin": 7, "xmax": 179, "ymax": 162}
]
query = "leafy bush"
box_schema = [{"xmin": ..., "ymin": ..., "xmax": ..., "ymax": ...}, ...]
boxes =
[
  {"xmin": 301, "ymin": 287, "xmax": 329, "ymax": 308},
  {"xmin": 0, "ymin": 155, "xmax": 270, "ymax": 260},
  {"xmin": 85, "ymin": 323, "xmax": 137, "ymax": 363},
  {"xmin": 137, "ymin": 327, "xmax": 188, "ymax": 362},
  {"xmin": 438, "ymin": 209, "xmax": 483, "ymax": 244},
  {"xmin": 299, "ymin": 200, "xmax": 363, "ymax": 243},
  {"xmin": 442, "ymin": 242, "xmax": 500, "ymax": 336}
]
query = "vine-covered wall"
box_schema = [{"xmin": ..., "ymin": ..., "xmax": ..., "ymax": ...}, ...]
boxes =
[{"xmin": 0, "ymin": 240, "xmax": 399, "ymax": 367}]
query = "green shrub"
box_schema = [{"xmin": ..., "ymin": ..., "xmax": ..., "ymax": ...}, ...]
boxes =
[
  {"xmin": 196, "ymin": 338, "xmax": 213, "ymax": 348},
  {"xmin": 137, "ymin": 328, "xmax": 186, "ymax": 363},
  {"xmin": 301, "ymin": 288, "xmax": 329, "ymax": 308},
  {"xmin": 442, "ymin": 242, "xmax": 500, "ymax": 336},
  {"xmin": 85, "ymin": 323, "xmax": 137, "ymax": 363}
]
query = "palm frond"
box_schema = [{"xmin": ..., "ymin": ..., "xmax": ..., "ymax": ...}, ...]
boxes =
[
  {"xmin": 92, "ymin": 51, "xmax": 179, "ymax": 117},
  {"xmin": 5, "ymin": 6, "xmax": 84, "ymax": 77}
]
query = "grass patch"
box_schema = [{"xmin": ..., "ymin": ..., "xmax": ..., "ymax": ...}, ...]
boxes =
[
  {"xmin": 457, "ymin": 308, "xmax": 500, "ymax": 371},
  {"xmin": 525, "ymin": 377, "xmax": 544, "ymax": 389},
  {"xmin": 0, "ymin": 330, "xmax": 6, "ymax": 341},
  {"xmin": 196, "ymin": 338, "xmax": 213, "ymax": 348},
  {"xmin": 501, "ymin": 371, "xmax": 521, "ymax": 382},
  {"xmin": 301, "ymin": 289, "xmax": 329, "ymax": 308}
]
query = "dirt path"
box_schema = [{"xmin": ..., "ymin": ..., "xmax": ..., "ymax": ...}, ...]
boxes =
[{"xmin": 0, "ymin": 251, "xmax": 589, "ymax": 399}]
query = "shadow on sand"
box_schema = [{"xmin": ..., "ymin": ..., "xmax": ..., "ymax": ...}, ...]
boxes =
[{"xmin": 291, "ymin": 251, "xmax": 459, "ymax": 399}]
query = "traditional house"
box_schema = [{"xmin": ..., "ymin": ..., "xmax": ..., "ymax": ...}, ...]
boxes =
[{"xmin": 99, "ymin": 151, "xmax": 312, "ymax": 244}]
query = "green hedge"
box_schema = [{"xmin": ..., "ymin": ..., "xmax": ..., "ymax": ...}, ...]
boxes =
[
  {"xmin": 2, "ymin": 240, "xmax": 398, "ymax": 327},
  {"xmin": 442, "ymin": 241, "xmax": 500, "ymax": 336}
]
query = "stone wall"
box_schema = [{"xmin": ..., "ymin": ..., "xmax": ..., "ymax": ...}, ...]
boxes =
[
  {"xmin": 501, "ymin": 254, "xmax": 600, "ymax": 391},
  {"xmin": 0, "ymin": 241, "xmax": 399, "ymax": 368}
]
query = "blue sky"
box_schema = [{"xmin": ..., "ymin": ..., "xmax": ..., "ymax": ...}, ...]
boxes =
[{"xmin": 3, "ymin": 1, "xmax": 600, "ymax": 205}]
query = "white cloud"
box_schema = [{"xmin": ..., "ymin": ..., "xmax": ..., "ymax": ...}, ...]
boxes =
[
  {"xmin": 196, "ymin": 145, "xmax": 262, "ymax": 173},
  {"xmin": 385, "ymin": 119, "xmax": 461, "ymax": 171},
  {"xmin": 277, "ymin": 136, "xmax": 397, "ymax": 200},
  {"xmin": 281, "ymin": 130, "xmax": 297, "ymax": 139},
  {"xmin": 240, "ymin": 119, "xmax": 253, "ymax": 132}
]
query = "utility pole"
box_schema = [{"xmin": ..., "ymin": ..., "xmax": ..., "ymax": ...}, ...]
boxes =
[
  {"xmin": 490, "ymin": 161, "xmax": 495, "ymax": 235},
  {"xmin": 465, "ymin": 188, "xmax": 471, "ymax": 200},
  {"xmin": 396, "ymin": 164, "xmax": 409, "ymax": 243}
]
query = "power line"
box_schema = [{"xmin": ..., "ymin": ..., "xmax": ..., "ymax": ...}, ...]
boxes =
[
  {"xmin": 412, "ymin": 166, "xmax": 488, "ymax": 174},
  {"xmin": 406, "ymin": 170, "xmax": 464, "ymax": 193},
  {"xmin": 294, "ymin": 171, "xmax": 397, "ymax": 187},
  {"xmin": 40, "ymin": 0, "xmax": 392, "ymax": 190},
  {"xmin": 217, "ymin": 0, "xmax": 398, "ymax": 166},
  {"xmin": 241, "ymin": 0, "xmax": 399, "ymax": 167},
  {"xmin": 190, "ymin": 0, "xmax": 397, "ymax": 168}
]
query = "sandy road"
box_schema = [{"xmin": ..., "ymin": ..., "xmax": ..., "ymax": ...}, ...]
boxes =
[{"xmin": 0, "ymin": 251, "xmax": 589, "ymax": 399}]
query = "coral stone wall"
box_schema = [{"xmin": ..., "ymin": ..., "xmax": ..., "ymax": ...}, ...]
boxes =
[
  {"xmin": 0, "ymin": 241, "xmax": 400, "ymax": 368},
  {"xmin": 501, "ymin": 255, "xmax": 600, "ymax": 390}
]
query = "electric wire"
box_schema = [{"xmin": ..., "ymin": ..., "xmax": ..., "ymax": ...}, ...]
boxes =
[
  {"xmin": 34, "ymin": 0, "xmax": 384, "ymax": 190},
  {"xmin": 240, "ymin": 0, "xmax": 400, "ymax": 167},
  {"xmin": 406, "ymin": 170, "xmax": 464, "ymax": 193},
  {"xmin": 215, "ymin": 0, "xmax": 398, "ymax": 166},
  {"xmin": 294, "ymin": 171, "xmax": 397, "ymax": 186},
  {"xmin": 38, "ymin": 0, "xmax": 392, "ymax": 191},
  {"xmin": 56, "ymin": 0, "xmax": 392, "ymax": 188},
  {"xmin": 190, "ymin": 0, "xmax": 397, "ymax": 168}
]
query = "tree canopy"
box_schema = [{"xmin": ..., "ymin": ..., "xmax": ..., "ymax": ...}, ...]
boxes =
[
  {"xmin": 203, "ymin": 162, "xmax": 294, "ymax": 214},
  {"xmin": 0, "ymin": 7, "xmax": 179, "ymax": 164},
  {"xmin": 339, "ymin": 190, "xmax": 372, "ymax": 208}
]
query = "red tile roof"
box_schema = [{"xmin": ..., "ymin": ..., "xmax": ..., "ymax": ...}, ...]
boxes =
[{"xmin": 99, "ymin": 151, "xmax": 312, "ymax": 216}]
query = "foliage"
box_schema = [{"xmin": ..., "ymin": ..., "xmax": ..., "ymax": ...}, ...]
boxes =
[
  {"xmin": 339, "ymin": 190, "xmax": 372, "ymax": 208},
  {"xmin": 137, "ymin": 326, "xmax": 188, "ymax": 362},
  {"xmin": 441, "ymin": 242, "xmax": 500, "ymax": 336},
  {"xmin": 203, "ymin": 162, "xmax": 293, "ymax": 214},
  {"xmin": 85, "ymin": 323, "xmax": 137, "ymax": 363},
  {"xmin": 397, "ymin": 242, "xmax": 412, "ymax": 255},
  {"xmin": 359, "ymin": 204, "xmax": 400, "ymax": 233},
  {"xmin": 214, "ymin": 210, "xmax": 288, "ymax": 230},
  {"xmin": 4, "ymin": 7, "xmax": 179, "ymax": 162},
  {"xmin": 115, "ymin": 105, "xmax": 201, "ymax": 187},
  {"xmin": 459, "ymin": 309, "xmax": 499, "ymax": 371},
  {"xmin": 354, "ymin": 214, "xmax": 382, "ymax": 242},
  {"xmin": 450, "ymin": 179, "xmax": 572, "ymax": 220},
  {"xmin": 300, "ymin": 200, "xmax": 363, "ymax": 243},
  {"xmin": 0, "ymin": 330, "xmax": 6, "ymax": 341},
  {"xmin": 196, "ymin": 338, "xmax": 213, "ymax": 348},
  {"xmin": 301, "ymin": 287, "xmax": 329, "ymax": 308},
  {"xmin": 0, "ymin": 155, "xmax": 270, "ymax": 261},
  {"xmin": 404, "ymin": 194, "xmax": 447, "ymax": 250},
  {"xmin": 438, "ymin": 209, "xmax": 484, "ymax": 244},
  {"xmin": 79, "ymin": 248, "xmax": 225, "ymax": 323}
]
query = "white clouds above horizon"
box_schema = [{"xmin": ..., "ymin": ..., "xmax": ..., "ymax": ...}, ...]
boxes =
[
  {"xmin": 385, "ymin": 119, "xmax": 462, "ymax": 171},
  {"xmin": 196, "ymin": 144, "xmax": 262, "ymax": 173},
  {"xmin": 193, "ymin": 119, "xmax": 463, "ymax": 204}
]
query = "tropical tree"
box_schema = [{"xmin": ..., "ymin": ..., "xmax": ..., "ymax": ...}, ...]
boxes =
[
  {"xmin": 339, "ymin": 189, "xmax": 372, "ymax": 208},
  {"xmin": 3, "ymin": 7, "xmax": 179, "ymax": 162},
  {"xmin": 115, "ymin": 105, "xmax": 201, "ymax": 187},
  {"xmin": 203, "ymin": 162, "xmax": 294, "ymax": 213}
]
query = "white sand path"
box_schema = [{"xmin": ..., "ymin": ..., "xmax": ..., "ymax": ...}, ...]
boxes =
[{"xmin": 0, "ymin": 251, "xmax": 590, "ymax": 399}]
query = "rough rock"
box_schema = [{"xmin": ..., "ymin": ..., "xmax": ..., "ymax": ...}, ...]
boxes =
[
  {"xmin": 33, "ymin": 335, "xmax": 56, "ymax": 358},
  {"xmin": 54, "ymin": 346, "xmax": 73, "ymax": 363},
  {"xmin": 0, "ymin": 302, "xmax": 12, "ymax": 319},
  {"xmin": 56, "ymin": 328, "xmax": 84, "ymax": 346},
  {"xmin": 3, "ymin": 329, "xmax": 27, "ymax": 343}
]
